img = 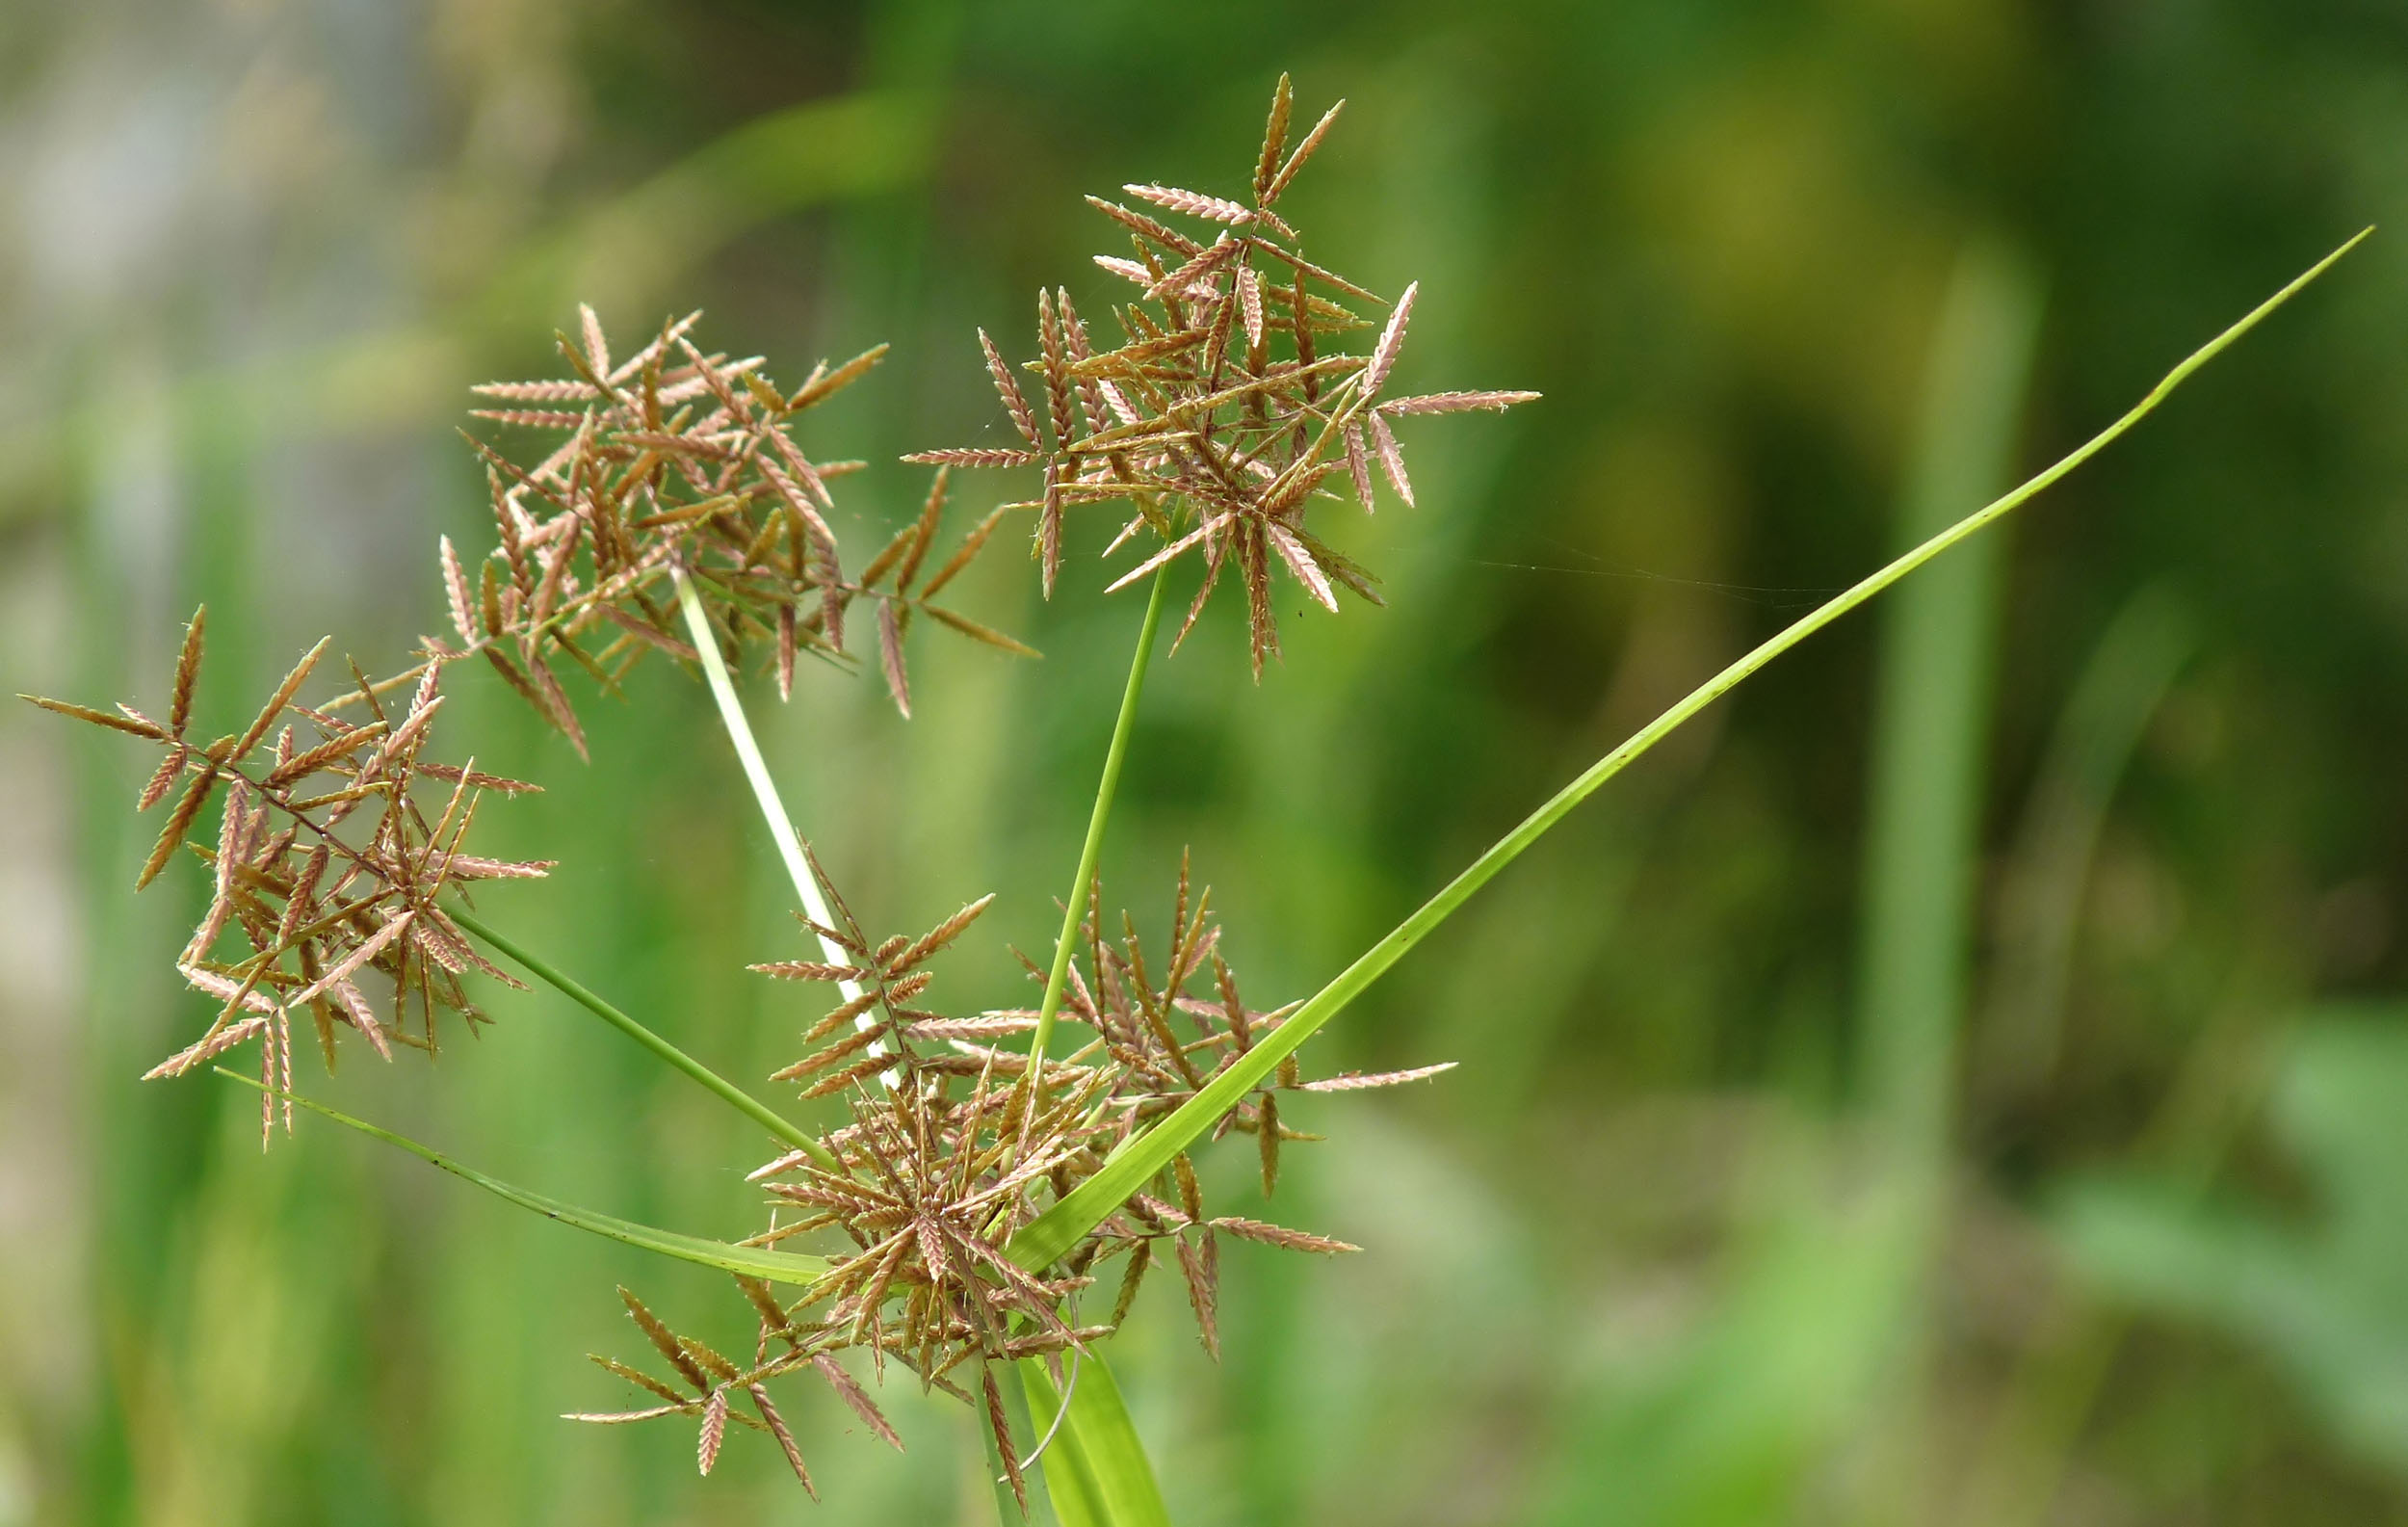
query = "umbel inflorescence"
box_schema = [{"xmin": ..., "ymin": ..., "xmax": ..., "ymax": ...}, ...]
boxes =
[
  {"xmin": 910, "ymin": 71, "xmax": 1535, "ymax": 675},
  {"xmin": 30, "ymin": 74, "xmax": 1523, "ymax": 1502}
]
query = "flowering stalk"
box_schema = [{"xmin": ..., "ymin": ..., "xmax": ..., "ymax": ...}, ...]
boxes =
[{"xmin": 1023, "ymin": 566, "xmax": 1171, "ymax": 1114}]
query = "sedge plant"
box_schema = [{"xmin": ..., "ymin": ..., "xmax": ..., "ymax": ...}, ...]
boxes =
[{"xmin": 27, "ymin": 74, "xmax": 2367, "ymax": 1522}]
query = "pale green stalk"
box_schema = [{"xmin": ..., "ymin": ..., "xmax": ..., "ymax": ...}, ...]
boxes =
[
  {"xmin": 215, "ymin": 1067, "xmax": 832, "ymax": 1286},
  {"xmin": 1025, "ymin": 566, "xmax": 1171, "ymax": 1102},
  {"xmin": 1008, "ymin": 230, "xmax": 2369, "ymax": 1273},
  {"xmin": 671, "ymin": 566, "xmax": 866, "ymax": 1002},
  {"xmin": 671, "ymin": 565, "xmax": 1168, "ymax": 1523}
]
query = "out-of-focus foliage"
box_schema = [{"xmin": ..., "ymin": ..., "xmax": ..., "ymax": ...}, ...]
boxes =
[
  {"xmin": 2062, "ymin": 1014, "xmax": 2408, "ymax": 1474},
  {"xmin": 7, "ymin": 1, "xmax": 2408, "ymax": 1524}
]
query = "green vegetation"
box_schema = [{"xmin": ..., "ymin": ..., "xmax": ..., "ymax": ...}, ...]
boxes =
[{"xmin": 8, "ymin": 5, "xmax": 2408, "ymax": 1525}]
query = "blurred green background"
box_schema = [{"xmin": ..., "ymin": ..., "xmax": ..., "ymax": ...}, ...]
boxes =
[{"xmin": 7, "ymin": 0, "xmax": 2408, "ymax": 1522}]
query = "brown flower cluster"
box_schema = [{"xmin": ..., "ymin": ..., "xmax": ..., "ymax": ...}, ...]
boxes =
[
  {"xmin": 27, "ymin": 313, "xmax": 1029, "ymax": 1121},
  {"xmin": 29, "ymin": 614, "xmax": 548, "ymax": 1142},
  {"xmin": 458, "ymin": 310, "xmax": 1030, "ymax": 729},
  {"xmin": 33, "ymin": 71, "xmax": 1502, "ymax": 1503},
  {"xmin": 909, "ymin": 73, "xmax": 1537, "ymax": 675},
  {"xmin": 587, "ymin": 854, "xmax": 1450, "ymax": 1499}
]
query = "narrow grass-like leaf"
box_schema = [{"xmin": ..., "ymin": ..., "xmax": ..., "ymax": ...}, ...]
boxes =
[
  {"xmin": 212, "ymin": 1068, "xmax": 832, "ymax": 1286},
  {"xmin": 447, "ymin": 903, "xmax": 838, "ymax": 1171},
  {"xmin": 1008, "ymin": 230, "xmax": 2369, "ymax": 1274}
]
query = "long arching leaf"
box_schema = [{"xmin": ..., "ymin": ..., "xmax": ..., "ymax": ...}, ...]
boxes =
[
  {"xmin": 216, "ymin": 1068, "xmax": 830, "ymax": 1287},
  {"xmin": 1008, "ymin": 230, "xmax": 2369, "ymax": 1276}
]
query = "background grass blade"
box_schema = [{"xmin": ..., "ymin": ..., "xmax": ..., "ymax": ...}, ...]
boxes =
[
  {"xmin": 213, "ymin": 1068, "xmax": 833, "ymax": 1287},
  {"xmin": 1858, "ymin": 237, "xmax": 2043, "ymax": 1173},
  {"xmin": 1009, "ymin": 232, "xmax": 2365, "ymax": 1275},
  {"xmin": 1977, "ymin": 584, "xmax": 2197, "ymax": 1095}
]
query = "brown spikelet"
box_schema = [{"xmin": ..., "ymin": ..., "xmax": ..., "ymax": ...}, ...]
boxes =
[
  {"xmin": 749, "ymin": 960, "xmax": 872, "ymax": 984},
  {"xmin": 1237, "ymin": 263, "xmax": 1267, "ymax": 352},
  {"xmin": 1111, "ymin": 1239, "xmax": 1152, "ymax": 1329},
  {"xmin": 1266, "ymin": 99, "xmax": 1344, "ymax": 206},
  {"xmin": 1258, "ymin": 1093, "xmax": 1282, "ymax": 1195},
  {"xmin": 170, "ymin": 607, "xmax": 206, "ymax": 740},
  {"xmin": 1295, "ymin": 1062, "xmax": 1458, "ymax": 1092},
  {"xmin": 1085, "ymin": 196, "xmax": 1204, "ymax": 257},
  {"xmin": 982, "ymin": 1367, "xmax": 1028, "ymax": 1515},
  {"xmin": 1176, "ymin": 1229, "xmax": 1220, "ymax": 1359},
  {"xmin": 138, "ymin": 766, "xmax": 218, "ymax": 890},
  {"xmin": 289, "ymin": 912, "xmax": 416, "ymax": 1008},
  {"xmin": 1124, "ymin": 183, "xmax": 1254, "ymax": 226},
  {"xmin": 265, "ymin": 723, "xmax": 385, "ymax": 787},
  {"xmin": 979, "ymin": 329, "xmax": 1041, "ymax": 448},
  {"xmin": 1210, "ymin": 1216, "xmax": 1359, "ymax": 1254},
  {"xmin": 801, "ymin": 1054, "xmax": 892, "ymax": 1100},
  {"xmin": 1173, "ymin": 1152, "xmax": 1203, "ymax": 1224},
  {"xmin": 786, "ymin": 342, "xmax": 889, "ymax": 411},
  {"xmin": 751, "ymin": 1385, "xmax": 816, "ymax": 1495},
  {"xmin": 136, "ymin": 749, "xmax": 186, "ymax": 811},
  {"xmin": 1377, "ymin": 389, "xmax": 1543, "ymax": 415},
  {"xmin": 775, "ymin": 604, "xmax": 798, "ymax": 699},
  {"xmin": 143, "ymin": 1014, "xmax": 270, "ymax": 1081},
  {"xmin": 440, "ymin": 538, "xmax": 479, "ymax": 645},
  {"xmin": 1345, "ymin": 421, "xmax": 1375, "ymax": 512},
  {"xmin": 579, "ymin": 303, "xmax": 612, "ymax": 379},
  {"xmin": 923, "ymin": 605, "xmax": 1040, "ymax": 658},
  {"xmin": 696, "ymin": 1388, "xmax": 728, "ymax": 1475},
  {"xmin": 1369, "ymin": 409, "xmax": 1414, "ymax": 507},
  {"xmin": 413, "ymin": 760, "xmax": 539, "ymax": 794},
  {"xmin": 527, "ymin": 659, "xmax": 589, "ymax": 759},
  {"xmin": 1035, "ymin": 292, "xmax": 1074, "ymax": 448},
  {"xmin": 234, "ymin": 638, "xmax": 333, "ymax": 761},
  {"xmin": 876, "ymin": 601, "xmax": 910, "ymax": 719},
  {"xmin": 1254, "ymin": 74, "xmax": 1294, "ymax": 205},
  {"xmin": 1240, "ymin": 521, "xmax": 1276, "ymax": 679},
  {"xmin": 1031, "ymin": 469, "xmax": 1062, "ymax": 600},
  {"xmin": 1145, "ymin": 236, "xmax": 1243, "ymax": 303},
  {"xmin": 589, "ymin": 1354, "xmax": 687, "ymax": 1407},
  {"xmin": 619, "ymin": 1287, "xmax": 711, "ymax": 1392},
  {"xmin": 1363, "ymin": 280, "xmax": 1416, "ymax": 397},
  {"xmin": 923, "ymin": 506, "xmax": 1012, "ymax": 599},
  {"xmin": 21, "ymin": 696, "xmax": 169, "ymax": 741},
  {"xmin": 888, "ymin": 894, "xmax": 995, "ymax": 976},
  {"xmin": 901, "ymin": 447, "xmax": 1042, "ymax": 469},
  {"xmin": 898, "ymin": 468, "xmax": 948, "ymax": 594},
  {"xmin": 1265, "ymin": 522, "xmax": 1338, "ymax": 612},
  {"xmin": 813, "ymin": 1354, "xmax": 903, "ymax": 1449}
]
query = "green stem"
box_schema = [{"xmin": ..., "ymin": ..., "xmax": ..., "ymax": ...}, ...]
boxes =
[
  {"xmin": 1007, "ymin": 229, "xmax": 2369, "ymax": 1273},
  {"xmin": 1025, "ymin": 566, "xmax": 1172, "ymax": 1104},
  {"xmin": 449, "ymin": 903, "xmax": 838, "ymax": 1171}
]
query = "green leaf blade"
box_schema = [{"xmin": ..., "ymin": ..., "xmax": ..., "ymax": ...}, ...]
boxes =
[
  {"xmin": 1009, "ymin": 230, "xmax": 2369, "ymax": 1275},
  {"xmin": 215, "ymin": 1068, "xmax": 830, "ymax": 1288}
]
